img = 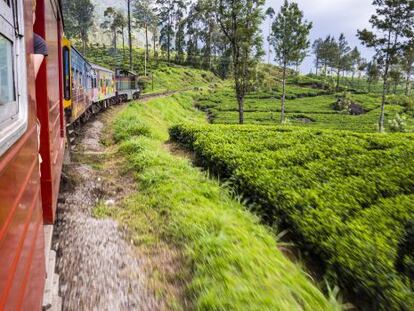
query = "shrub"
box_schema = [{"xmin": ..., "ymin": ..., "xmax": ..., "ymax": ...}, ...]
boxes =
[{"xmin": 170, "ymin": 123, "xmax": 414, "ymax": 310}]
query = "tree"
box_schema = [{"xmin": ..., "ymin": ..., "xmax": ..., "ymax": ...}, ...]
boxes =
[
  {"xmin": 215, "ymin": 0, "xmax": 265, "ymax": 124},
  {"xmin": 174, "ymin": 0, "xmax": 187, "ymax": 64},
  {"xmin": 134, "ymin": 0, "xmax": 155, "ymax": 75},
  {"xmin": 312, "ymin": 38, "xmax": 324, "ymax": 75},
  {"xmin": 349, "ymin": 47, "xmax": 362, "ymax": 82},
  {"xmin": 269, "ymin": 0, "xmax": 312, "ymax": 123},
  {"xmin": 101, "ymin": 8, "xmax": 127, "ymax": 63},
  {"xmin": 389, "ymin": 65, "xmax": 403, "ymax": 93},
  {"xmin": 402, "ymin": 41, "xmax": 414, "ymax": 95},
  {"xmin": 265, "ymin": 7, "xmax": 275, "ymax": 64},
  {"xmin": 127, "ymin": 0, "xmax": 133, "ymax": 70},
  {"xmin": 332, "ymin": 34, "xmax": 352, "ymax": 91},
  {"xmin": 366, "ymin": 60, "xmax": 380, "ymax": 92},
  {"xmin": 62, "ymin": 0, "xmax": 94, "ymax": 54},
  {"xmin": 156, "ymin": 0, "xmax": 175, "ymax": 63},
  {"xmin": 358, "ymin": 0, "xmax": 414, "ymax": 132}
]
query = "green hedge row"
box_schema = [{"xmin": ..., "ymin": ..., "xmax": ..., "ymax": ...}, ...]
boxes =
[{"xmin": 170, "ymin": 124, "xmax": 414, "ymax": 310}]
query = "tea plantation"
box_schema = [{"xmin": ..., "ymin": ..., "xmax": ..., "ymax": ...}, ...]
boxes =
[
  {"xmin": 170, "ymin": 124, "xmax": 414, "ymax": 310},
  {"xmin": 197, "ymin": 84, "xmax": 414, "ymax": 132}
]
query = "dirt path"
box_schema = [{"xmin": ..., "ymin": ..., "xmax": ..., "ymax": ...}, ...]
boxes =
[{"xmin": 53, "ymin": 106, "xmax": 160, "ymax": 311}]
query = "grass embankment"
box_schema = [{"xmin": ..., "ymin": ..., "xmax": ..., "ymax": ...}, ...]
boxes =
[
  {"xmin": 107, "ymin": 92, "xmax": 339, "ymax": 310},
  {"xmin": 170, "ymin": 124, "xmax": 414, "ymax": 310}
]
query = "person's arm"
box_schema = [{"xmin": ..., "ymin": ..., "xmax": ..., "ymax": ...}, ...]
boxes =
[{"xmin": 32, "ymin": 54, "xmax": 44, "ymax": 77}]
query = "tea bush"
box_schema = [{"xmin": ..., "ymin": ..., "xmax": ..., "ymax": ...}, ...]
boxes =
[{"xmin": 170, "ymin": 123, "xmax": 414, "ymax": 310}]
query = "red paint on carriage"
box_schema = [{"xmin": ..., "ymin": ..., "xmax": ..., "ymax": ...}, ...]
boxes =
[{"xmin": 34, "ymin": 0, "xmax": 65, "ymax": 224}]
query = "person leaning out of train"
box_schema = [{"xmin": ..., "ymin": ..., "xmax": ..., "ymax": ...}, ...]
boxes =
[{"xmin": 32, "ymin": 0, "xmax": 48, "ymax": 77}]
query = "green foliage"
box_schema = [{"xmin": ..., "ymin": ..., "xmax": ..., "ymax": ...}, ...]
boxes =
[
  {"xmin": 62, "ymin": 0, "xmax": 94, "ymax": 48},
  {"xmin": 111, "ymin": 92, "xmax": 338, "ymax": 311},
  {"xmin": 215, "ymin": 0, "xmax": 266, "ymax": 124},
  {"xmin": 170, "ymin": 123, "xmax": 414, "ymax": 310}
]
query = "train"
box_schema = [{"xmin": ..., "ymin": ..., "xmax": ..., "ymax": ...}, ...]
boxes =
[{"xmin": 0, "ymin": 0, "xmax": 140, "ymax": 309}]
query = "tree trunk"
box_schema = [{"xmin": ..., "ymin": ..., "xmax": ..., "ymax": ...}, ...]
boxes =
[
  {"xmin": 281, "ymin": 64, "xmax": 287, "ymax": 124},
  {"xmin": 237, "ymin": 93, "xmax": 244, "ymax": 124},
  {"xmin": 315, "ymin": 57, "xmax": 319, "ymax": 76},
  {"xmin": 379, "ymin": 30, "xmax": 394, "ymax": 133},
  {"xmin": 153, "ymin": 28, "xmax": 157, "ymax": 63},
  {"xmin": 122, "ymin": 30, "xmax": 126, "ymax": 60},
  {"xmin": 145, "ymin": 25, "xmax": 149, "ymax": 65},
  {"xmin": 406, "ymin": 69, "xmax": 411, "ymax": 95},
  {"xmin": 336, "ymin": 69, "xmax": 341, "ymax": 91},
  {"xmin": 127, "ymin": 0, "xmax": 132, "ymax": 70},
  {"xmin": 144, "ymin": 26, "xmax": 148, "ymax": 77}
]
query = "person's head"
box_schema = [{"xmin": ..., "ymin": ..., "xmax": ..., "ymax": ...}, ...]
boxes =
[{"xmin": 32, "ymin": 0, "xmax": 36, "ymax": 25}]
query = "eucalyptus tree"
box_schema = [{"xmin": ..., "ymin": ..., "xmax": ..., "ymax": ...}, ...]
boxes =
[
  {"xmin": 358, "ymin": 0, "xmax": 414, "ymax": 132},
  {"xmin": 350, "ymin": 47, "xmax": 362, "ymax": 81},
  {"xmin": 134, "ymin": 0, "xmax": 155, "ymax": 75},
  {"xmin": 367, "ymin": 60, "xmax": 381, "ymax": 92},
  {"xmin": 331, "ymin": 34, "xmax": 352, "ymax": 90},
  {"xmin": 156, "ymin": 0, "xmax": 175, "ymax": 63},
  {"xmin": 312, "ymin": 38, "xmax": 324, "ymax": 75},
  {"xmin": 127, "ymin": 0, "xmax": 133, "ymax": 69},
  {"xmin": 62, "ymin": 0, "xmax": 94, "ymax": 54},
  {"xmin": 101, "ymin": 8, "xmax": 127, "ymax": 58},
  {"xmin": 389, "ymin": 65, "xmax": 403, "ymax": 93},
  {"xmin": 215, "ymin": 0, "xmax": 265, "ymax": 124},
  {"xmin": 186, "ymin": 2, "xmax": 202, "ymax": 67},
  {"xmin": 175, "ymin": 0, "xmax": 187, "ymax": 64},
  {"xmin": 402, "ymin": 41, "xmax": 414, "ymax": 95},
  {"xmin": 265, "ymin": 7, "xmax": 276, "ymax": 64},
  {"xmin": 269, "ymin": 0, "xmax": 312, "ymax": 123}
]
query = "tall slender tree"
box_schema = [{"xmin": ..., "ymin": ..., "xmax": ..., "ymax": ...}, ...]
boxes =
[
  {"xmin": 62, "ymin": 0, "xmax": 94, "ymax": 54},
  {"xmin": 156, "ymin": 0, "xmax": 175, "ymax": 63},
  {"xmin": 358, "ymin": 0, "xmax": 414, "ymax": 132},
  {"xmin": 127, "ymin": 0, "xmax": 133, "ymax": 70},
  {"xmin": 269, "ymin": 0, "xmax": 312, "ymax": 123},
  {"xmin": 312, "ymin": 38, "xmax": 324, "ymax": 75},
  {"xmin": 215, "ymin": 0, "xmax": 265, "ymax": 124},
  {"xmin": 134, "ymin": 0, "xmax": 155, "ymax": 75},
  {"xmin": 402, "ymin": 41, "xmax": 414, "ymax": 95},
  {"xmin": 265, "ymin": 7, "xmax": 275, "ymax": 65},
  {"xmin": 367, "ymin": 60, "xmax": 381, "ymax": 92}
]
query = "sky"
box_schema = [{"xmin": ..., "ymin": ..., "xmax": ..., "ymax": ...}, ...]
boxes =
[{"xmin": 263, "ymin": 0, "xmax": 376, "ymax": 73}]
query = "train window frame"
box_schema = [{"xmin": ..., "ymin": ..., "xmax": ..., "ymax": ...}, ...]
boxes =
[{"xmin": 0, "ymin": 0, "xmax": 28, "ymax": 158}]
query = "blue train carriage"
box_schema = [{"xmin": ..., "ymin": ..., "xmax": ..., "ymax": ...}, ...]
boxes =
[
  {"xmin": 115, "ymin": 69, "xmax": 141, "ymax": 101},
  {"xmin": 62, "ymin": 39, "xmax": 95, "ymax": 124}
]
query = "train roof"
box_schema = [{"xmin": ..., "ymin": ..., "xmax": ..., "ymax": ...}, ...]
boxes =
[{"xmin": 91, "ymin": 63, "xmax": 115, "ymax": 74}]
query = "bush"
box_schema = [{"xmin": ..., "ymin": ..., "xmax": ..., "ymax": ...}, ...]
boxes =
[
  {"xmin": 389, "ymin": 113, "xmax": 408, "ymax": 133},
  {"xmin": 171, "ymin": 123, "xmax": 414, "ymax": 310}
]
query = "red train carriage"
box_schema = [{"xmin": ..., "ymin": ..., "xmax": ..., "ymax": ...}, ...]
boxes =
[
  {"xmin": 34, "ymin": 0, "xmax": 65, "ymax": 224},
  {"xmin": 0, "ymin": 0, "xmax": 64, "ymax": 309}
]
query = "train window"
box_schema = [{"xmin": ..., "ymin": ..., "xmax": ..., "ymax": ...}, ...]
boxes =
[
  {"xmin": 0, "ymin": 35, "xmax": 15, "ymax": 107},
  {"xmin": 63, "ymin": 47, "xmax": 70, "ymax": 100},
  {"xmin": 0, "ymin": 0, "xmax": 28, "ymax": 157}
]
